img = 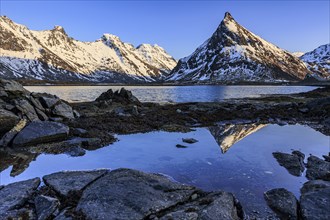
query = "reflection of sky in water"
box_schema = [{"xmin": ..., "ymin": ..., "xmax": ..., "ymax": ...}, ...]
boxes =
[
  {"xmin": 0, "ymin": 124, "xmax": 328, "ymax": 215},
  {"xmin": 25, "ymin": 85, "xmax": 317, "ymax": 103}
]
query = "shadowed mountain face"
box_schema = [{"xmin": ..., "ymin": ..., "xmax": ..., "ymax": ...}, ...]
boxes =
[
  {"xmin": 168, "ymin": 12, "xmax": 310, "ymax": 82},
  {"xmin": 209, "ymin": 123, "xmax": 267, "ymax": 153},
  {"xmin": 0, "ymin": 16, "xmax": 177, "ymax": 83}
]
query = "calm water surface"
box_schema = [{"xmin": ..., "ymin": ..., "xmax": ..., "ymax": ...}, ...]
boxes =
[
  {"xmin": 25, "ymin": 85, "xmax": 317, "ymax": 103},
  {"xmin": 1, "ymin": 124, "xmax": 328, "ymax": 215}
]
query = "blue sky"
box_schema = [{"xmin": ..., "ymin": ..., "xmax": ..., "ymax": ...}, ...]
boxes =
[{"xmin": 1, "ymin": 1, "xmax": 329, "ymax": 59}]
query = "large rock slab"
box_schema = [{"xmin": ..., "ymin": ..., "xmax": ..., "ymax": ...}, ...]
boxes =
[
  {"xmin": 76, "ymin": 169, "xmax": 243, "ymax": 219},
  {"xmin": 0, "ymin": 79, "xmax": 28, "ymax": 95},
  {"xmin": 0, "ymin": 178, "xmax": 40, "ymax": 214},
  {"xmin": 12, "ymin": 121, "xmax": 70, "ymax": 147},
  {"xmin": 159, "ymin": 191, "xmax": 242, "ymax": 220},
  {"xmin": 14, "ymin": 99, "xmax": 39, "ymax": 121},
  {"xmin": 43, "ymin": 169, "xmax": 108, "ymax": 197},
  {"xmin": 264, "ymin": 188, "xmax": 298, "ymax": 220},
  {"xmin": 0, "ymin": 108, "xmax": 19, "ymax": 136},
  {"xmin": 272, "ymin": 151, "xmax": 305, "ymax": 176},
  {"xmin": 76, "ymin": 169, "xmax": 199, "ymax": 219},
  {"xmin": 306, "ymin": 155, "xmax": 330, "ymax": 181},
  {"xmin": 300, "ymin": 181, "xmax": 330, "ymax": 220}
]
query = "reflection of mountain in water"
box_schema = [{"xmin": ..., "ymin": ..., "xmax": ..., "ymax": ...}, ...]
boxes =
[{"xmin": 209, "ymin": 124, "xmax": 267, "ymax": 153}]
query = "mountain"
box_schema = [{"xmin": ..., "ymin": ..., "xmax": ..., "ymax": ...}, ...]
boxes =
[
  {"xmin": 168, "ymin": 12, "xmax": 309, "ymax": 82},
  {"xmin": 292, "ymin": 52, "xmax": 304, "ymax": 57},
  {"xmin": 0, "ymin": 16, "xmax": 177, "ymax": 83},
  {"xmin": 209, "ymin": 123, "xmax": 267, "ymax": 153},
  {"xmin": 300, "ymin": 44, "xmax": 330, "ymax": 79}
]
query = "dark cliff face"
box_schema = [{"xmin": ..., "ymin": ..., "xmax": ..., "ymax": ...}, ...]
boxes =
[{"xmin": 169, "ymin": 12, "xmax": 310, "ymax": 82}]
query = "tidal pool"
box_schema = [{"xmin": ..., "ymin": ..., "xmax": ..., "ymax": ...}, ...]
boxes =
[{"xmin": 0, "ymin": 124, "xmax": 329, "ymax": 216}]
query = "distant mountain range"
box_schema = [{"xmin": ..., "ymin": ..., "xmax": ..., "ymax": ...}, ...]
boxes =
[
  {"xmin": 0, "ymin": 13, "xmax": 329, "ymax": 83},
  {"xmin": 0, "ymin": 16, "xmax": 176, "ymax": 83}
]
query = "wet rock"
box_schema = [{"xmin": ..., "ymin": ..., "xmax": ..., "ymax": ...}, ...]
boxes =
[
  {"xmin": 300, "ymin": 181, "xmax": 330, "ymax": 220},
  {"xmin": 306, "ymin": 155, "xmax": 330, "ymax": 181},
  {"xmin": 272, "ymin": 151, "xmax": 305, "ymax": 176},
  {"xmin": 65, "ymin": 146, "xmax": 86, "ymax": 157},
  {"xmin": 301, "ymin": 180, "xmax": 330, "ymax": 194},
  {"xmin": 0, "ymin": 108, "xmax": 19, "ymax": 136},
  {"xmin": 12, "ymin": 121, "xmax": 70, "ymax": 147},
  {"xmin": 0, "ymin": 119, "xmax": 28, "ymax": 147},
  {"xmin": 35, "ymin": 195, "xmax": 60, "ymax": 220},
  {"xmin": 176, "ymin": 144, "xmax": 188, "ymax": 148},
  {"xmin": 52, "ymin": 102, "xmax": 75, "ymax": 119},
  {"xmin": 76, "ymin": 168, "xmax": 196, "ymax": 219},
  {"xmin": 264, "ymin": 188, "xmax": 298, "ymax": 220},
  {"xmin": 0, "ymin": 178, "xmax": 40, "ymax": 213},
  {"xmin": 182, "ymin": 138, "xmax": 198, "ymax": 144},
  {"xmin": 43, "ymin": 169, "xmax": 108, "ymax": 197}
]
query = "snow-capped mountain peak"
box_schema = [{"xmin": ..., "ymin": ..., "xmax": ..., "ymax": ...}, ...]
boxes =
[
  {"xmin": 168, "ymin": 12, "xmax": 310, "ymax": 82},
  {"xmin": 0, "ymin": 16, "xmax": 177, "ymax": 82},
  {"xmin": 300, "ymin": 44, "xmax": 330, "ymax": 79}
]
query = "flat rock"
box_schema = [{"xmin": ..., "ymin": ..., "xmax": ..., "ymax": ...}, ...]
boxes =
[
  {"xmin": 182, "ymin": 138, "xmax": 199, "ymax": 144},
  {"xmin": 12, "ymin": 121, "xmax": 69, "ymax": 147},
  {"xmin": 306, "ymin": 155, "xmax": 330, "ymax": 181},
  {"xmin": 0, "ymin": 178, "xmax": 40, "ymax": 214},
  {"xmin": 52, "ymin": 102, "xmax": 75, "ymax": 119},
  {"xmin": 300, "ymin": 185, "xmax": 330, "ymax": 220},
  {"xmin": 76, "ymin": 168, "xmax": 196, "ymax": 219},
  {"xmin": 272, "ymin": 151, "xmax": 305, "ymax": 176},
  {"xmin": 43, "ymin": 169, "xmax": 108, "ymax": 197},
  {"xmin": 35, "ymin": 195, "xmax": 60, "ymax": 220},
  {"xmin": 301, "ymin": 180, "xmax": 330, "ymax": 194},
  {"xmin": 264, "ymin": 188, "xmax": 298, "ymax": 220},
  {"xmin": 0, "ymin": 108, "xmax": 19, "ymax": 136},
  {"xmin": 159, "ymin": 191, "xmax": 242, "ymax": 220}
]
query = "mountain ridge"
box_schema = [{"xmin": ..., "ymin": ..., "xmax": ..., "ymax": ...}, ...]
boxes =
[{"xmin": 0, "ymin": 15, "xmax": 177, "ymax": 82}]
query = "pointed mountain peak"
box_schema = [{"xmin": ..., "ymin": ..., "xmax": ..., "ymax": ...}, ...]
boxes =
[
  {"xmin": 51, "ymin": 25, "xmax": 67, "ymax": 35},
  {"xmin": 224, "ymin": 12, "xmax": 234, "ymax": 21}
]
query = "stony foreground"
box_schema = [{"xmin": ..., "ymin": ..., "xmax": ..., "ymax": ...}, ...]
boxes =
[{"xmin": 0, "ymin": 169, "xmax": 244, "ymax": 220}]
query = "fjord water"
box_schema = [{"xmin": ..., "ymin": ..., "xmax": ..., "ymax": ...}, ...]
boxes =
[
  {"xmin": 1, "ymin": 124, "xmax": 328, "ymax": 215},
  {"xmin": 25, "ymin": 85, "xmax": 317, "ymax": 103}
]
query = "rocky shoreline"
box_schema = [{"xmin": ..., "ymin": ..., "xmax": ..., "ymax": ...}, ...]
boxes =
[{"xmin": 1, "ymin": 79, "xmax": 329, "ymax": 219}]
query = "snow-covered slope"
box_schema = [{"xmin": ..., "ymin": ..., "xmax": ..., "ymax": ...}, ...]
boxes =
[
  {"xmin": 0, "ymin": 16, "xmax": 177, "ymax": 82},
  {"xmin": 168, "ymin": 12, "xmax": 310, "ymax": 82},
  {"xmin": 300, "ymin": 44, "xmax": 330, "ymax": 79},
  {"xmin": 292, "ymin": 52, "xmax": 304, "ymax": 58}
]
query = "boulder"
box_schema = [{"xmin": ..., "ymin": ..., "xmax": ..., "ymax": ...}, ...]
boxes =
[
  {"xmin": 0, "ymin": 108, "xmax": 19, "ymax": 136},
  {"xmin": 0, "ymin": 119, "xmax": 28, "ymax": 147},
  {"xmin": 182, "ymin": 138, "xmax": 199, "ymax": 144},
  {"xmin": 43, "ymin": 169, "xmax": 108, "ymax": 197},
  {"xmin": 95, "ymin": 89, "xmax": 114, "ymax": 102},
  {"xmin": 300, "ymin": 180, "xmax": 330, "ymax": 220},
  {"xmin": 35, "ymin": 195, "xmax": 60, "ymax": 220},
  {"xmin": 52, "ymin": 102, "xmax": 75, "ymax": 119},
  {"xmin": 14, "ymin": 99, "xmax": 39, "ymax": 121},
  {"xmin": 37, "ymin": 94, "xmax": 60, "ymax": 108},
  {"xmin": 0, "ymin": 79, "xmax": 28, "ymax": 95},
  {"xmin": 306, "ymin": 155, "xmax": 330, "ymax": 181},
  {"xmin": 12, "ymin": 121, "xmax": 70, "ymax": 147},
  {"xmin": 272, "ymin": 151, "xmax": 305, "ymax": 176},
  {"xmin": 96, "ymin": 88, "xmax": 140, "ymax": 104},
  {"xmin": 0, "ymin": 178, "xmax": 40, "ymax": 213},
  {"xmin": 77, "ymin": 169, "xmax": 196, "ymax": 219},
  {"xmin": 264, "ymin": 188, "xmax": 298, "ymax": 220}
]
